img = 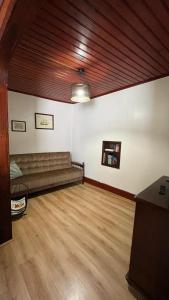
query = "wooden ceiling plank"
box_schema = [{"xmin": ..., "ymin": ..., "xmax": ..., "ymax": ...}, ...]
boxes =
[
  {"xmin": 1, "ymin": 0, "xmax": 46, "ymax": 61},
  {"xmin": 9, "ymin": 76, "xmax": 70, "ymax": 96},
  {"xmin": 162, "ymin": 0, "xmax": 169, "ymax": 11},
  {"xmin": 9, "ymin": 61, "xmax": 123, "ymax": 91},
  {"xmin": 32, "ymin": 19, "xmax": 149, "ymax": 80},
  {"xmin": 91, "ymin": 72, "xmax": 169, "ymax": 100},
  {"xmin": 143, "ymin": 0, "xmax": 169, "ymax": 42},
  {"xmin": 24, "ymin": 28, "xmax": 145, "ymax": 82},
  {"xmin": 15, "ymin": 44, "xmax": 132, "ymax": 86},
  {"xmin": 9, "ymin": 71, "xmax": 72, "ymax": 94},
  {"xmin": 40, "ymin": 4, "xmax": 157, "ymax": 77},
  {"xmin": 9, "ymin": 80, "xmax": 121, "ymax": 103},
  {"xmin": 7, "ymin": 0, "xmax": 169, "ymax": 102},
  {"xmin": 21, "ymin": 33, "xmax": 138, "ymax": 84},
  {"xmin": 8, "ymin": 86, "xmax": 71, "ymax": 103},
  {"xmin": 105, "ymin": 0, "xmax": 169, "ymax": 65},
  {"xmin": 10, "ymin": 59, "xmax": 151, "ymax": 94},
  {"xmin": 47, "ymin": 0, "xmax": 165, "ymax": 75},
  {"xmin": 69, "ymin": 0, "xmax": 169, "ymax": 71},
  {"xmin": 9, "ymin": 77, "xmax": 120, "ymax": 99},
  {"xmin": 32, "ymin": 26, "xmax": 145, "ymax": 81},
  {"xmin": 126, "ymin": 0, "xmax": 169, "ymax": 53},
  {"xmin": 10, "ymin": 63, "xmax": 73, "ymax": 86},
  {"xmin": 9, "ymin": 60, "xmax": 124, "ymax": 90},
  {"xmin": 11, "ymin": 49, "xmax": 127, "ymax": 89},
  {"xmin": 10, "ymin": 59, "xmax": 124, "ymax": 89},
  {"xmin": 9, "ymin": 72, "xmax": 119, "ymax": 100}
]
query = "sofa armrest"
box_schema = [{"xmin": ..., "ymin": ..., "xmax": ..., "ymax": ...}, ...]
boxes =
[
  {"xmin": 72, "ymin": 161, "xmax": 84, "ymax": 168},
  {"xmin": 71, "ymin": 161, "xmax": 85, "ymax": 183}
]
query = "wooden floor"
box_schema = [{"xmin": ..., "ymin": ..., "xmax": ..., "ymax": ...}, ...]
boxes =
[{"xmin": 0, "ymin": 183, "xmax": 135, "ymax": 300}]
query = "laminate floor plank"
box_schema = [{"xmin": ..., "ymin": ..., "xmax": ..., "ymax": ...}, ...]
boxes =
[{"xmin": 0, "ymin": 183, "xmax": 135, "ymax": 300}]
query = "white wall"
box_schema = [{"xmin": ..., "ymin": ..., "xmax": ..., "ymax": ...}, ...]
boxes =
[
  {"xmin": 8, "ymin": 92, "xmax": 73, "ymax": 154},
  {"xmin": 8, "ymin": 77, "xmax": 169, "ymax": 194},
  {"xmin": 72, "ymin": 76, "xmax": 169, "ymax": 194}
]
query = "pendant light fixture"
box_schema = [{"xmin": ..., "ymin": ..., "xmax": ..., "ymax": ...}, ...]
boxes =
[{"xmin": 71, "ymin": 68, "xmax": 90, "ymax": 103}]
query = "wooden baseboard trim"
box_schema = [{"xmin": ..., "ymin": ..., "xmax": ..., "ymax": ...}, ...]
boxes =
[{"xmin": 84, "ymin": 177, "xmax": 135, "ymax": 201}]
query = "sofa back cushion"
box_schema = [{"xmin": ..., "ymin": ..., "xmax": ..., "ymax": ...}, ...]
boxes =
[{"xmin": 10, "ymin": 152, "xmax": 71, "ymax": 175}]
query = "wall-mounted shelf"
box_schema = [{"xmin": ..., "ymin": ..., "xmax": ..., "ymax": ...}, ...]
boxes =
[{"xmin": 101, "ymin": 141, "xmax": 121, "ymax": 169}]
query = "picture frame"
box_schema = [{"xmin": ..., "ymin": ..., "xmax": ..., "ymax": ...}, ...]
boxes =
[
  {"xmin": 35, "ymin": 113, "xmax": 54, "ymax": 130},
  {"xmin": 11, "ymin": 120, "xmax": 26, "ymax": 132}
]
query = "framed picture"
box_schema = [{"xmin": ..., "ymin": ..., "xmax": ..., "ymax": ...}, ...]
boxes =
[
  {"xmin": 11, "ymin": 120, "xmax": 26, "ymax": 132},
  {"xmin": 35, "ymin": 113, "xmax": 54, "ymax": 130}
]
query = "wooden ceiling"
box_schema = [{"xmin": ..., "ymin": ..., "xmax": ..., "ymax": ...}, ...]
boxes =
[{"xmin": 8, "ymin": 0, "xmax": 169, "ymax": 103}]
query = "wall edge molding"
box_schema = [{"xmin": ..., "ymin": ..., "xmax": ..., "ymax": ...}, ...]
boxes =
[{"xmin": 84, "ymin": 177, "xmax": 135, "ymax": 201}]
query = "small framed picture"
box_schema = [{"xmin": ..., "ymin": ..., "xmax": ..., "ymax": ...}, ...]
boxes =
[
  {"xmin": 11, "ymin": 120, "xmax": 26, "ymax": 132},
  {"xmin": 35, "ymin": 113, "xmax": 54, "ymax": 130}
]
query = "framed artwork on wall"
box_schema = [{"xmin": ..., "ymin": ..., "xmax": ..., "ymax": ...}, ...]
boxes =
[
  {"xmin": 11, "ymin": 120, "xmax": 26, "ymax": 132},
  {"xmin": 35, "ymin": 113, "xmax": 54, "ymax": 130}
]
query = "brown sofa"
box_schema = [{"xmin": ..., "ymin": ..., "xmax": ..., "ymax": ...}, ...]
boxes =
[{"xmin": 10, "ymin": 152, "xmax": 84, "ymax": 197}]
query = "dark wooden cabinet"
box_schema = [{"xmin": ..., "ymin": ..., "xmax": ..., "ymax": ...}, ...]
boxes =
[{"xmin": 127, "ymin": 176, "xmax": 169, "ymax": 300}]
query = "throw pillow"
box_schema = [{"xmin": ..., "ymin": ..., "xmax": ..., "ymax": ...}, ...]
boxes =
[{"xmin": 10, "ymin": 161, "xmax": 23, "ymax": 179}]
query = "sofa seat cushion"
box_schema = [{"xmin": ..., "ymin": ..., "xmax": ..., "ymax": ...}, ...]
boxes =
[{"xmin": 11, "ymin": 167, "xmax": 83, "ymax": 195}]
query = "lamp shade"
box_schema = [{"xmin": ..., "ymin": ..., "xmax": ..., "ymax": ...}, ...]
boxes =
[{"xmin": 71, "ymin": 83, "xmax": 90, "ymax": 102}]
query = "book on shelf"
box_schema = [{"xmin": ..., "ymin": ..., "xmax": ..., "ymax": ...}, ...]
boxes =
[
  {"xmin": 108, "ymin": 154, "xmax": 112, "ymax": 165},
  {"xmin": 103, "ymin": 152, "xmax": 106, "ymax": 164},
  {"xmin": 104, "ymin": 148, "xmax": 115, "ymax": 152}
]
